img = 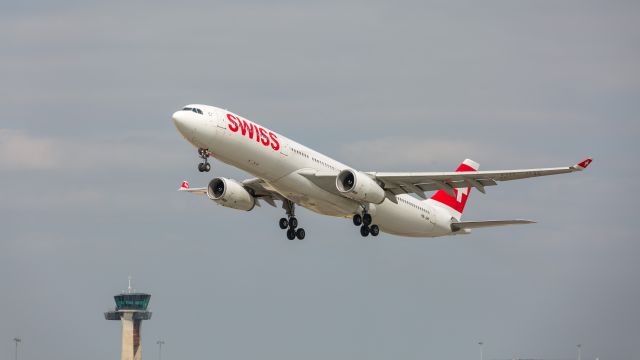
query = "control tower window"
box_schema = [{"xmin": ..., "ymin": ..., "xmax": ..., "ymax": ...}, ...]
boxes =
[{"xmin": 114, "ymin": 293, "xmax": 151, "ymax": 311}]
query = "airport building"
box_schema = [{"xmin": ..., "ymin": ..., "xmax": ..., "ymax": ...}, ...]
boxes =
[{"xmin": 105, "ymin": 279, "xmax": 152, "ymax": 360}]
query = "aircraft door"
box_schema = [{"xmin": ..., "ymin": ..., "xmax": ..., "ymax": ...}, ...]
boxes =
[
  {"xmin": 279, "ymin": 140, "xmax": 289, "ymax": 157},
  {"xmin": 428, "ymin": 209, "xmax": 437, "ymax": 225},
  {"xmin": 209, "ymin": 111, "xmax": 229, "ymax": 139}
]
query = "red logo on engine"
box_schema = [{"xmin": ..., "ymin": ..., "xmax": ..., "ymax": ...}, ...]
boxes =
[{"xmin": 226, "ymin": 114, "xmax": 280, "ymax": 151}]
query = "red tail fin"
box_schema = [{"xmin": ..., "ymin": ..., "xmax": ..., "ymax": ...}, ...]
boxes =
[{"xmin": 428, "ymin": 159, "xmax": 479, "ymax": 220}]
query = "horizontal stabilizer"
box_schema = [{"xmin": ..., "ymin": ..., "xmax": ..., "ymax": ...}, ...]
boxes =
[{"xmin": 451, "ymin": 219, "xmax": 535, "ymax": 232}]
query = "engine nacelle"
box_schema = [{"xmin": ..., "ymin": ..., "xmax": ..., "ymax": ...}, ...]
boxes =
[
  {"xmin": 207, "ymin": 177, "xmax": 256, "ymax": 211},
  {"xmin": 336, "ymin": 169, "xmax": 385, "ymax": 204}
]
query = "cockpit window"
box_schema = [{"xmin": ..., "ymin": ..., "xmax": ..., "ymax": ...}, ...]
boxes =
[{"xmin": 182, "ymin": 107, "xmax": 203, "ymax": 115}]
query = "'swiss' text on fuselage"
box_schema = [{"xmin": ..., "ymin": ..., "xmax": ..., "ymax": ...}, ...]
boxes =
[{"xmin": 227, "ymin": 114, "xmax": 280, "ymax": 151}]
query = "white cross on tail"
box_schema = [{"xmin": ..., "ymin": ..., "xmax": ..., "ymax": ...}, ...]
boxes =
[{"xmin": 456, "ymin": 187, "xmax": 469, "ymax": 202}]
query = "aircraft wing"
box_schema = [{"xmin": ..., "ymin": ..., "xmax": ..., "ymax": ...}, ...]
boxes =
[
  {"xmin": 298, "ymin": 169, "xmax": 343, "ymax": 196},
  {"xmin": 178, "ymin": 179, "xmax": 285, "ymax": 207},
  {"xmin": 241, "ymin": 178, "xmax": 288, "ymax": 207},
  {"xmin": 450, "ymin": 219, "xmax": 535, "ymax": 232},
  {"xmin": 371, "ymin": 158, "xmax": 592, "ymax": 199},
  {"xmin": 178, "ymin": 181, "xmax": 207, "ymax": 194},
  {"xmin": 301, "ymin": 158, "xmax": 592, "ymax": 201}
]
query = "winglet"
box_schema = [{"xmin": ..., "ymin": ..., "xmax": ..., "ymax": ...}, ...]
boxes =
[
  {"xmin": 179, "ymin": 180, "xmax": 189, "ymax": 190},
  {"xmin": 573, "ymin": 158, "xmax": 593, "ymax": 171}
]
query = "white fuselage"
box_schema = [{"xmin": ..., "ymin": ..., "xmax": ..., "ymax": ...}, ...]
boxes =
[{"xmin": 173, "ymin": 104, "xmax": 457, "ymax": 237}]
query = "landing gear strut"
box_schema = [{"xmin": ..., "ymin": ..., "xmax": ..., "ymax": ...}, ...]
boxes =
[
  {"xmin": 279, "ymin": 200, "xmax": 305, "ymax": 240},
  {"xmin": 197, "ymin": 148, "xmax": 211, "ymax": 172},
  {"xmin": 353, "ymin": 209, "xmax": 379, "ymax": 237}
]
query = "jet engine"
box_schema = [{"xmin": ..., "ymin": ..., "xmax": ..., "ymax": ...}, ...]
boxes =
[
  {"xmin": 336, "ymin": 169, "xmax": 385, "ymax": 204},
  {"xmin": 207, "ymin": 177, "xmax": 256, "ymax": 211}
]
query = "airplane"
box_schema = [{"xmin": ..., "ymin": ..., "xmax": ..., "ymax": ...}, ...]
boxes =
[{"xmin": 172, "ymin": 104, "xmax": 592, "ymax": 240}]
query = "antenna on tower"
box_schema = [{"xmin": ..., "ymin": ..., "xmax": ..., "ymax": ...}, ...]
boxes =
[{"xmin": 128, "ymin": 275, "xmax": 132, "ymax": 294}]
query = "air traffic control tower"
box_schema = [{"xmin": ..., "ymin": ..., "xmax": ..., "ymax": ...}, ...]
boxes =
[{"xmin": 105, "ymin": 278, "xmax": 152, "ymax": 360}]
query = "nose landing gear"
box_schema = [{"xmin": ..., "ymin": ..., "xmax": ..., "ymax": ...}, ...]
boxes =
[
  {"xmin": 279, "ymin": 200, "xmax": 305, "ymax": 240},
  {"xmin": 353, "ymin": 211, "xmax": 379, "ymax": 237},
  {"xmin": 197, "ymin": 148, "xmax": 211, "ymax": 172}
]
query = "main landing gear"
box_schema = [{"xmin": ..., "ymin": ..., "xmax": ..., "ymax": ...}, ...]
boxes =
[
  {"xmin": 279, "ymin": 200, "xmax": 305, "ymax": 240},
  {"xmin": 197, "ymin": 148, "xmax": 211, "ymax": 172},
  {"xmin": 352, "ymin": 211, "xmax": 379, "ymax": 237}
]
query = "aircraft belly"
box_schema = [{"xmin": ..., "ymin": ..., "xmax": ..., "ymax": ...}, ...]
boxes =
[{"xmin": 268, "ymin": 172, "xmax": 359, "ymax": 217}]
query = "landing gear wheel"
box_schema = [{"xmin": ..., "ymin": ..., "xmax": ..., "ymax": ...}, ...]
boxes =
[
  {"xmin": 197, "ymin": 148, "xmax": 211, "ymax": 172},
  {"xmin": 352, "ymin": 214, "xmax": 362, "ymax": 226},
  {"xmin": 282, "ymin": 200, "xmax": 306, "ymax": 240},
  {"xmin": 363, "ymin": 213, "xmax": 372, "ymax": 226},
  {"xmin": 360, "ymin": 225, "xmax": 370, "ymax": 237},
  {"xmin": 370, "ymin": 224, "xmax": 379, "ymax": 236}
]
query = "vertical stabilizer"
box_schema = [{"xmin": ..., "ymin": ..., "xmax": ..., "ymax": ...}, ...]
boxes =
[{"xmin": 426, "ymin": 159, "xmax": 479, "ymax": 220}]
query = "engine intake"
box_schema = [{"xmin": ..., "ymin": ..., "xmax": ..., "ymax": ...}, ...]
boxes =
[
  {"xmin": 207, "ymin": 177, "xmax": 255, "ymax": 211},
  {"xmin": 336, "ymin": 169, "xmax": 385, "ymax": 204}
]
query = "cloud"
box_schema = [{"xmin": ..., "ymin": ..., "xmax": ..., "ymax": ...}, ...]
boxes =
[
  {"xmin": 337, "ymin": 132, "xmax": 599, "ymax": 171},
  {"xmin": 340, "ymin": 137, "xmax": 479, "ymax": 168},
  {"xmin": 0, "ymin": 129, "xmax": 60, "ymax": 170},
  {"xmin": 0, "ymin": 128, "xmax": 184, "ymax": 172},
  {"xmin": 337, "ymin": 136, "xmax": 540, "ymax": 170}
]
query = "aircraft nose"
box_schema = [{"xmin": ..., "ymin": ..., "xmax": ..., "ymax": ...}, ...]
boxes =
[
  {"xmin": 172, "ymin": 111, "xmax": 192, "ymax": 136},
  {"xmin": 172, "ymin": 110, "xmax": 185, "ymax": 126}
]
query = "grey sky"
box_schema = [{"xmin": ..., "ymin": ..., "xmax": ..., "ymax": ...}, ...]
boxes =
[{"xmin": 1, "ymin": 1, "xmax": 638, "ymax": 359}]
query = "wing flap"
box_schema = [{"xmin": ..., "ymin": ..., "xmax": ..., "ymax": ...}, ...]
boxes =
[{"xmin": 375, "ymin": 167, "xmax": 575, "ymax": 186}]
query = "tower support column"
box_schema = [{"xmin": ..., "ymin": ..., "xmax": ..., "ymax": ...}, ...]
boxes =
[
  {"xmin": 120, "ymin": 312, "xmax": 144, "ymax": 360},
  {"xmin": 120, "ymin": 311, "xmax": 146, "ymax": 360},
  {"xmin": 133, "ymin": 319, "xmax": 142, "ymax": 360},
  {"xmin": 121, "ymin": 313, "xmax": 133, "ymax": 360}
]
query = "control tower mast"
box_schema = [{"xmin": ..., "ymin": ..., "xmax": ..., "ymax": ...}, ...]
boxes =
[{"xmin": 105, "ymin": 277, "xmax": 152, "ymax": 360}]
